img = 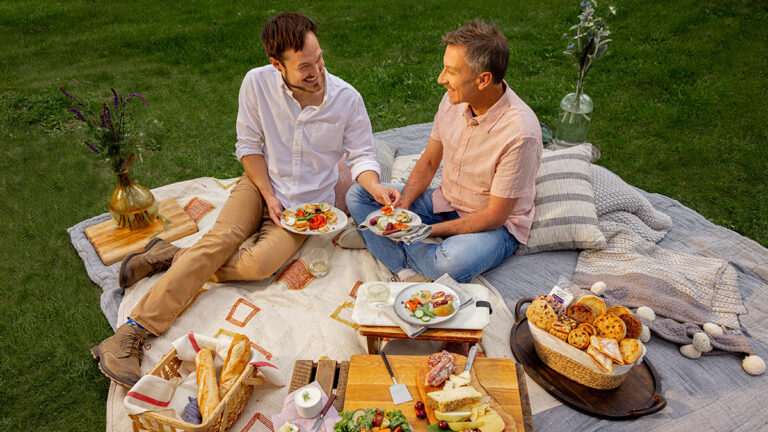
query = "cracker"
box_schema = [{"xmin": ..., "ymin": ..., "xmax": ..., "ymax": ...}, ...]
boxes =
[
  {"xmin": 567, "ymin": 328, "xmax": 590, "ymax": 350},
  {"xmin": 526, "ymin": 299, "xmax": 557, "ymax": 331},
  {"xmin": 620, "ymin": 313, "xmax": 643, "ymax": 339},
  {"xmin": 567, "ymin": 303, "xmax": 596, "ymax": 324},
  {"xmin": 577, "ymin": 322, "xmax": 596, "ymax": 336},
  {"xmin": 593, "ymin": 314, "xmax": 627, "ymax": 340},
  {"xmin": 619, "ymin": 338, "xmax": 643, "ymax": 364},
  {"xmin": 576, "ymin": 295, "xmax": 607, "ymax": 316}
]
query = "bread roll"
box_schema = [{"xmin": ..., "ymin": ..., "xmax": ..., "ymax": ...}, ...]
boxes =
[
  {"xmin": 195, "ymin": 349, "xmax": 220, "ymax": 421},
  {"xmin": 219, "ymin": 334, "xmax": 251, "ymax": 398}
]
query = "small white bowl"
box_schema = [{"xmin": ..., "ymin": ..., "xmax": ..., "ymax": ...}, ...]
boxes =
[{"xmin": 294, "ymin": 386, "xmax": 322, "ymax": 418}]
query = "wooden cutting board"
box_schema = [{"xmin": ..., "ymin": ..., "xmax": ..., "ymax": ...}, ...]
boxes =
[
  {"xmin": 344, "ymin": 355, "xmax": 532, "ymax": 432},
  {"xmin": 84, "ymin": 198, "xmax": 198, "ymax": 265}
]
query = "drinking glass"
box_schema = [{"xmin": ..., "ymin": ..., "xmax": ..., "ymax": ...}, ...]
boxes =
[
  {"xmin": 306, "ymin": 248, "xmax": 329, "ymax": 277},
  {"xmin": 365, "ymin": 271, "xmax": 392, "ymax": 308}
]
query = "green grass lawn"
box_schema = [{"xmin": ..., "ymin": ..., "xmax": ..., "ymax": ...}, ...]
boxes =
[{"xmin": 1, "ymin": 0, "xmax": 766, "ymax": 430}]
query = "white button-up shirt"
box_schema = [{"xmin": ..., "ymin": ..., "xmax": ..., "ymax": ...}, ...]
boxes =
[{"xmin": 235, "ymin": 65, "xmax": 380, "ymax": 208}]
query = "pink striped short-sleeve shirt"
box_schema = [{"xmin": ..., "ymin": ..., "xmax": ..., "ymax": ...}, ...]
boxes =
[{"xmin": 430, "ymin": 85, "xmax": 542, "ymax": 244}]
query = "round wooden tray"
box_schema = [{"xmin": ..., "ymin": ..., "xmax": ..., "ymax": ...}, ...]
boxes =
[{"xmin": 510, "ymin": 298, "xmax": 666, "ymax": 420}]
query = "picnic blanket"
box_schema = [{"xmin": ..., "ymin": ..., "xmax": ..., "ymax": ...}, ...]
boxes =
[
  {"xmin": 70, "ymin": 178, "xmax": 518, "ymax": 432},
  {"xmin": 70, "ymin": 123, "xmax": 768, "ymax": 431}
]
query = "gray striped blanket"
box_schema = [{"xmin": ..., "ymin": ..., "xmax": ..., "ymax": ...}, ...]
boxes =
[{"xmin": 571, "ymin": 167, "xmax": 751, "ymax": 355}]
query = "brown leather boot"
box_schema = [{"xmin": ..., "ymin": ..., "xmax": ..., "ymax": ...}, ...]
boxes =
[
  {"xmin": 90, "ymin": 323, "xmax": 148, "ymax": 388},
  {"xmin": 118, "ymin": 238, "xmax": 180, "ymax": 288}
]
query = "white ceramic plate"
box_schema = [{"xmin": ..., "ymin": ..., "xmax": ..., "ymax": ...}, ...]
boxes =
[
  {"xmin": 358, "ymin": 208, "xmax": 422, "ymax": 239},
  {"xmin": 280, "ymin": 203, "xmax": 348, "ymax": 236},
  {"xmin": 394, "ymin": 283, "xmax": 461, "ymax": 326}
]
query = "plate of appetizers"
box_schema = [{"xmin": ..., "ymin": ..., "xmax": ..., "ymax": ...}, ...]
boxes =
[
  {"xmin": 394, "ymin": 283, "xmax": 461, "ymax": 326},
  {"xmin": 358, "ymin": 205, "xmax": 423, "ymax": 239},
  {"xmin": 280, "ymin": 202, "xmax": 348, "ymax": 235}
]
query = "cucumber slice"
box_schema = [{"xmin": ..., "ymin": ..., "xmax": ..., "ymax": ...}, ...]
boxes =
[
  {"xmin": 421, "ymin": 315, "xmax": 432, "ymax": 322},
  {"xmin": 350, "ymin": 409, "xmax": 366, "ymax": 425},
  {"xmin": 414, "ymin": 309, "xmax": 424, "ymax": 318}
]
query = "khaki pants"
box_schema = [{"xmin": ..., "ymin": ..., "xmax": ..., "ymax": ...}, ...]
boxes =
[{"xmin": 131, "ymin": 174, "xmax": 305, "ymax": 335}]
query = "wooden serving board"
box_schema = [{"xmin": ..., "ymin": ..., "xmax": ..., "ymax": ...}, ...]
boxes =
[
  {"xmin": 344, "ymin": 355, "xmax": 532, "ymax": 432},
  {"xmin": 511, "ymin": 298, "xmax": 666, "ymax": 420},
  {"xmin": 84, "ymin": 198, "xmax": 198, "ymax": 266}
]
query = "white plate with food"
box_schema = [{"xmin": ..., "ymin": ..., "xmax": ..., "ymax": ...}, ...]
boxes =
[
  {"xmin": 358, "ymin": 205, "xmax": 423, "ymax": 239},
  {"xmin": 280, "ymin": 202, "xmax": 348, "ymax": 235},
  {"xmin": 394, "ymin": 283, "xmax": 461, "ymax": 326}
]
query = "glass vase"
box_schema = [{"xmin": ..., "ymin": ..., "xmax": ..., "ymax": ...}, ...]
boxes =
[
  {"xmin": 553, "ymin": 92, "xmax": 594, "ymax": 149},
  {"xmin": 109, "ymin": 170, "xmax": 158, "ymax": 231}
]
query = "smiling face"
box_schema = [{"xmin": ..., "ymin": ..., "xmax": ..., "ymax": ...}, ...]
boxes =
[
  {"xmin": 271, "ymin": 31, "xmax": 325, "ymax": 95},
  {"xmin": 437, "ymin": 44, "xmax": 480, "ymax": 105}
]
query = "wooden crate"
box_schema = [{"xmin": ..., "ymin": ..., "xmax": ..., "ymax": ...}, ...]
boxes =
[{"xmin": 289, "ymin": 359, "xmax": 349, "ymax": 413}]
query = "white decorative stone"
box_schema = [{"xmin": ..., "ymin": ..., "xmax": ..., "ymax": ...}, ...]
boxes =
[
  {"xmin": 680, "ymin": 344, "xmax": 701, "ymax": 359},
  {"xmin": 743, "ymin": 355, "xmax": 766, "ymax": 376},
  {"xmin": 640, "ymin": 325, "xmax": 651, "ymax": 343},
  {"xmin": 692, "ymin": 332, "xmax": 713, "ymax": 352},
  {"xmin": 590, "ymin": 281, "xmax": 607, "ymax": 296},
  {"xmin": 703, "ymin": 322, "xmax": 724, "ymax": 336},
  {"xmin": 636, "ymin": 306, "xmax": 656, "ymax": 321}
]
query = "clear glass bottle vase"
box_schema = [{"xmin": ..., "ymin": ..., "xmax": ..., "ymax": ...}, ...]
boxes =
[
  {"xmin": 109, "ymin": 169, "xmax": 158, "ymax": 231},
  {"xmin": 553, "ymin": 91, "xmax": 593, "ymax": 149}
]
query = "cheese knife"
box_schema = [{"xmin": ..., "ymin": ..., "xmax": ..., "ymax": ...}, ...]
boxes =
[{"xmin": 309, "ymin": 393, "xmax": 336, "ymax": 432}]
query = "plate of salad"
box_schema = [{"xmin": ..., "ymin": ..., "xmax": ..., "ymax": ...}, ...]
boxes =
[
  {"xmin": 358, "ymin": 205, "xmax": 422, "ymax": 239},
  {"xmin": 281, "ymin": 202, "xmax": 348, "ymax": 235},
  {"xmin": 394, "ymin": 283, "xmax": 461, "ymax": 326},
  {"xmin": 334, "ymin": 408, "xmax": 412, "ymax": 432}
]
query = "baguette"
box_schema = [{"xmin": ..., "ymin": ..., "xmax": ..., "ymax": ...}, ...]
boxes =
[
  {"xmin": 195, "ymin": 349, "xmax": 220, "ymax": 422},
  {"xmin": 218, "ymin": 334, "xmax": 251, "ymax": 399}
]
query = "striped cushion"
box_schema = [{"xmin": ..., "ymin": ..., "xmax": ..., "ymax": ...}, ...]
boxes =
[{"xmin": 516, "ymin": 144, "xmax": 606, "ymax": 255}]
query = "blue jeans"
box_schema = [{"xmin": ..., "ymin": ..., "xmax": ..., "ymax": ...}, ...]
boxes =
[{"xmin": 346, "ymin": 183, "xmax": 519, "ymax": 283}]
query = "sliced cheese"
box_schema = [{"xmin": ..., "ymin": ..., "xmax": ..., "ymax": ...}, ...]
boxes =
[{"xmin": 448, "ymin": 371, "xmax": 471, "ymax": 387}]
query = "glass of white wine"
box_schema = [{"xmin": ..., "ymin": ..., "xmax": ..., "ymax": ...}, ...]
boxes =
[
  {"xmin": 365, "ymin": 270, "xmax": 392, "ymax": 308},
  {"xmin": 306, "ymin": 248, "xmax": 329, "ymax": 277}
]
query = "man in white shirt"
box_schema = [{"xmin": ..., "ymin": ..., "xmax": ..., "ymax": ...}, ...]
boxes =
[{"xmin": 90, "ymin": 12, "xmax": 398, "ymax": 388}]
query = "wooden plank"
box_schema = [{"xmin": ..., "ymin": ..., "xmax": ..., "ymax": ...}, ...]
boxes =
[
  {"xmin": 315, "ymin": 359, "xmax": 337, "ymax": 401},
  {"xmin": 289, "ymin": 360, "xmax": 315, "ymax": 392},
  {"xmin": 84, "ymin": 198, "xmax": 198, "ymax": 266},
  {"xmin": 289, "ymin": 360, "xmax": 350, "ymax": 413},
  {"xmin": 515, "ymin": 363, "xmax": 535, "ymax": 432},
  {"xmin": 344, "ymin": 355, "xmax": 531, "ymax": 432},
  {"xmin": 335, "ymin": 361, "xmax": 349, "ymax": 412},
  {"xmin": 358, "ymin": 326, "xmax": 483, "ymax": 343}
]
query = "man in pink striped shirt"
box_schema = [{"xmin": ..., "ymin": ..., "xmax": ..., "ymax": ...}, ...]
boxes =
[{"xmin": 348, "ymin": 19, "xmax": 542, "ymax": 282}]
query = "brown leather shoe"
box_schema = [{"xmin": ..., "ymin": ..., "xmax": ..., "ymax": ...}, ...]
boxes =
[
  {"xmin": 118, "ymin": 238, "xmax": 180, "ymax": 288},
  {"xmin": 90, "ymin": 324, "xmax": 148, "ymax": 388}
]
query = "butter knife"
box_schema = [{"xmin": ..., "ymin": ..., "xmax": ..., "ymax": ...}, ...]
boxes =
[{"xmin": 309, "ymin": 394, "xmax": 336, "ymax": 432}]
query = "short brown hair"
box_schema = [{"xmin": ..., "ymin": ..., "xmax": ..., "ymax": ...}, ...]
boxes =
[
  {"xmin": 261, "ymin": 12, "xmax": 318, "ymax": 61},
  {"xmin": 442, "ymin": 19, "xmax": 509, "ymax": 84}
]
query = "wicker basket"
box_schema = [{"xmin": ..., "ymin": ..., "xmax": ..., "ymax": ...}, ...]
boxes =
[
  {"xmin": 129, "ymin": 348, "xmax": 265, "ymax": 432},
  {"xmin": 528, "ymin": 321, "xmax": 645, "ymax": 390}
]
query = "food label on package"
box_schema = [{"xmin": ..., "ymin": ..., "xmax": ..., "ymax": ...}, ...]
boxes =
[{"xmin": 548, "ymin": 286, "xmax": 574, "ymax": 308}]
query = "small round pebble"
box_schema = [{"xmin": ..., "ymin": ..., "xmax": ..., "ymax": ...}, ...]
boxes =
[
  {"xmin": 692, "ymin": 332, "xmax": 713, "ymax": 352},
  {"xmin": 680, "ymin": 344, "xmax": 701, "ymax": 359},
  {"xmin": 640, "ymin": 325, "xmax": 651, "ymax": 343},
  {"xmin": 590, "ymin": 281, "xmax": 607, "ymax": 296},
  {"xmin": 703, "ymin": 322, "xmax": 724, "ymax": 336},
  {"xmin": 636, "ymin": 306, "xmax": 656, "ymax": 321},
  {"xmin": 743, "ymin": 355, "xmax": 766, "ymax": 376}
]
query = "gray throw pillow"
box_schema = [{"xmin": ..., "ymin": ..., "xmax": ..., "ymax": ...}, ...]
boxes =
[{"xmin": 516, "ymin": 144, "xmax": 607, "ymax": 255}]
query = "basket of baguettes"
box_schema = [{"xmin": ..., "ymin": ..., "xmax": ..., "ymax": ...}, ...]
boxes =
[
  {"xmin": 130, "ymin": 334, "xmax": 265, "ymax": 432},
  {"xmin": 525, "ymin": 289, "xmax": 646, "ymax": 390}
]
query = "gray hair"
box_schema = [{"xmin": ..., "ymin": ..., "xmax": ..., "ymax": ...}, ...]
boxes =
[{"xmin": 441, "ymin": 19, "xmax": 509, "ymax": 84}]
